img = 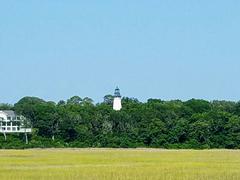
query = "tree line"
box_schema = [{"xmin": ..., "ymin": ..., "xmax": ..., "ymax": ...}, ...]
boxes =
[{"xmin": 0, "ymin": 96, "xmax": 240, "ymax": 149}]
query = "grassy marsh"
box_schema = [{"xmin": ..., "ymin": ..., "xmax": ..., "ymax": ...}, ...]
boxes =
[{"xmin": 0, "ymin": 149, "xmax": 239, "ymax": 180}]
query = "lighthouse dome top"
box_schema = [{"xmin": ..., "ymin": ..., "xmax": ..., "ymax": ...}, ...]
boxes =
[{"xmin": 114, "ymin": 87, "xmax": 121, "ymax": 97}]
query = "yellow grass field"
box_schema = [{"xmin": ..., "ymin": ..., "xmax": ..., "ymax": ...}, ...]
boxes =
[{"xmin": 0, "ymin": 149, "xmax": 240, "ymax": 180}]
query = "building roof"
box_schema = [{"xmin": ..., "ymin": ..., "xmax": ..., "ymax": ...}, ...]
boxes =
[{"xmin": 0, "ymin": 110, "xmax": 17, "ymax": 117}]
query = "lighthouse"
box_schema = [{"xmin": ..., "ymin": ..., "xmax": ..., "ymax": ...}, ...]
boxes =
[{"xmin": 113, "ymin": 87, "xmax": 122, "ymax": 111}]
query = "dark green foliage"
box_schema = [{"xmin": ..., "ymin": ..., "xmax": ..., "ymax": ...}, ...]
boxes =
[
  {"xmin": 0, "ymin": 103, "xmax": 13, "ymax": 110},
  {"xmin": 0, "ymin": 96, "xmax": 239, "ymax": 149}
]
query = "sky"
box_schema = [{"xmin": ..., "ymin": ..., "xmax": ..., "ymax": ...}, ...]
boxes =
[{"xmin": 0, "ymin": 0, "xmax": 240, "ymax": 104}]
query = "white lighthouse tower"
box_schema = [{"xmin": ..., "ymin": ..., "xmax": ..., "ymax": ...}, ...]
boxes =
[{"xmin": 113, "ymin": 87, "xmax": 122, "ymax": 111}]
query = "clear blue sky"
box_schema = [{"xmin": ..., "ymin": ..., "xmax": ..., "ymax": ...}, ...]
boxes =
[{"xmin": 0, "ymin": 1, "xmax": 240, "ymax": 104}]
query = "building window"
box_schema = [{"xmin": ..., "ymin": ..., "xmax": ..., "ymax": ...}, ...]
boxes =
[
  {"xmin": 12, "ymin": 121, "xmax": 17, "ymax": 126},
  {"xmin": 7, "ymin": 116, "xmax": 11, "ymax": 120},
  {"xmin": 2, "ymin": 122, "xmax": 6, "ymax": 126},
  {"xmin": 12, "ymin": 127, "xmax": 16, "ymax": 131},
  {"xmin": 7, "ymin": 127, "xmax": 11, "ymax": 131},
  {"xmin": 2, "ymin": 127, "xmax": 6, "ymax": 130},
  {"xmin": 7, "ymin": 122, "xmax": 11, "ymax": 126},
  {"xmin": 17, "ymin": 127, "xmax": 20, "ymax": 131}
]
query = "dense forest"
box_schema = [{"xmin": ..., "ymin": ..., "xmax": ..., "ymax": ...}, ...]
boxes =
[{"xmin": 0, "ymin": 96, "xmax": 240, "ymax": 149}]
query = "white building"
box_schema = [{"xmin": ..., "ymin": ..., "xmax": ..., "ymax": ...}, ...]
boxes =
[
  {"xmin": 113, "ymin": 87, "xmax": 122, "ymax": 111},
  {"xmin": 0, "ymin": 110, "xmax": 32, "ymax": 134}
]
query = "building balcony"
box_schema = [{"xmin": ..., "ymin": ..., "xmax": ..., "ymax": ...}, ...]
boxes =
[{"xmin": 0, "ymin": 126, "xmax": 32, "ymax": 133}]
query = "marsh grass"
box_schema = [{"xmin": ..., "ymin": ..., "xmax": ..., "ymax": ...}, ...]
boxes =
[{"xmin": 0, "ymin": 149, "xmax": 239, "ymax": 180}]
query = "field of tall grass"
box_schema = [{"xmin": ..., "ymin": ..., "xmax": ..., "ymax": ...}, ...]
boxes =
[{"xmin": 0, "ymin": 149, "xmax": 239, "ymax": 180}]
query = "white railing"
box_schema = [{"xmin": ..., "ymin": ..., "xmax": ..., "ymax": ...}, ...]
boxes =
[{"xmin": 0, "ymin": 127, "xmax": 32, "ymax": 133}]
